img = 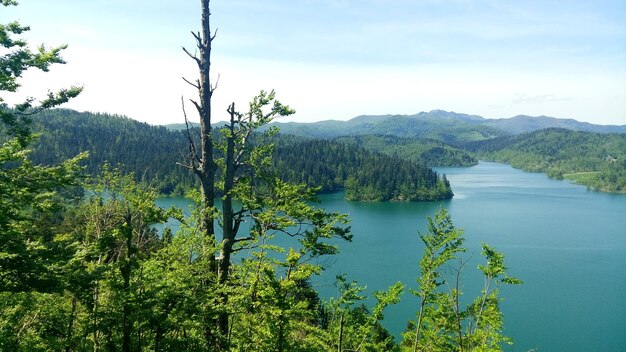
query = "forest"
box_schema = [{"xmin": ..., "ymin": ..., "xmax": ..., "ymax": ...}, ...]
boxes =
[
  {"xmin": 25, "ymin": 108, "xmax": 626, "ymax": 197},
  {"xmin": 0, "ymin": 1, "xmax": 520, "ymax": 351},
  {"xmin": 465, "ymin": 128, "xmax": 626, "ymax": 192},
  {"xmin": 26, "ymin": 109, "xmax": 453, "ymax": 201},
  {"xmin": 268, "ymin": 119, "xmax": 626, "ymax": 193},
  {"xmin": 334, "ymin": 135, "xmax": 478, "ymax": 167}
]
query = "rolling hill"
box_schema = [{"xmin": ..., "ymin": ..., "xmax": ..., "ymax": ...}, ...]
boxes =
[
  {"xmin": 26, "ymin": 109, "xmax": 453, "ymax": 201},
  {"xmin": 466, "ymin": 128, "xmax": 626, "ymax": 192},
  {"xmin": 258, "ymin": 110, "xmax": 625, "ymax": 144},
  {"xmin": 334, "ymin": 135, "xmax": 477, "ymax": 167},
  {"xmin": 483, "ymin": 115, "xmax": 626, "ymax": 134}
]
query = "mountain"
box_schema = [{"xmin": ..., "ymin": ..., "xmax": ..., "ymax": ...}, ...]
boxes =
[
  {"xmin": 467, "ymin": 128, "xmax": 626, "ymax": 192},
  {"xmin": 483, "ymin": 115, "xmax": 626, "ymax": 134},
  {"xmin": 163, "ymin": 121, "xmax": 200, "ymax": 130},
  {"xmin": 265, "ymin": 110, "xmax": 507, "ymax": 145},
  {"xmin": 334, "ymin": 135, "xmax": 477, "ymax": 167},
  {"xmin": 259, "ymin": 110, "xmax": 625, "ymax": 144},
  {"xmin": 29, "ymin": 109, "xmax": 197, "ymax": 194},
  {"xmin": 27, "ymin": 109, "xmax": 453, "ymax": 201}
]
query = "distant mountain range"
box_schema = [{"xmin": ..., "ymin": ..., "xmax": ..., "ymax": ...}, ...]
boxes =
[
  {"xmin": 165, "ymin": 110, "xmax": 625, "ymax": 143},
  {"xmin": 262, "ymin": 110, "xmax": 626, "ymax": 141},
  {"xmin": 482, "ymin": 114, "xmax": 626, "ymax": 135}
]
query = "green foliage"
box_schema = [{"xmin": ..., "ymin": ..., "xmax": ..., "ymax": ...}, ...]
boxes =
[
  {"xmin": 25, "ymin": 109, "xmax": 454, "ymax": 201},
  {"xmin": 27, "ymin": 109, "xmax": 197, "ymax": 195},
  {"xmin": 468, "ymin": 128, "xmax": 626, "ymax": 192},
  {"xmin": 266, "ymin": 110, "xmax": 507, "ymax": 144},
  {"xmin": 325, "ymin": 275, "xmax": 403, "ymax": 352},
  {"xmin": 0, "ymin": 137, "xmax": 84, "ymax": 292},
  {"xmin": 274, "ymin": 136, "xmax": 453, "ymax": 201},
  {"xmin": 1, "ymin": 1, "xmax": 82, "ymax": 146},
  {"xmin": 0, "ymin": 0, "xmax": 84, "ymax": 293},
  {"xmin": 336, "ymin": 135, "xmax": 478, "ymax": 167},
  {"xmin": 0, "ymin": 168, "xmax": 518, "ymax": 351},
  {"xmin": 403, "ymin": 209, "xmax": 521, "ymax": 352}
]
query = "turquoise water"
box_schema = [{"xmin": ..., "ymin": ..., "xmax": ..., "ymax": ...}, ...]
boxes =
[{"xmin": 157, "ymin": 162, "xmax": 626, "ymax": 351}]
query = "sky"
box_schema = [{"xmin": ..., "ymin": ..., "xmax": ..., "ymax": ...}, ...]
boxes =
[{"xmin": 2, "ymin": 0, "xmax": 626, "ymax": 125}]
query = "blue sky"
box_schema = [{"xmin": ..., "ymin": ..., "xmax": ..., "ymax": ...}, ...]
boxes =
[{"xmin": 3, "ymin": 0, "xmax": 625, "ymax": 125}]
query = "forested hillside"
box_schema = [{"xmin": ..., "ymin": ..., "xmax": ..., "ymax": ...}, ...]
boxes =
[
  {"xmin": 467, "ymin": 128, "xmax": 626, "ymax": 192},
  {"xmin": 483, "ymin": 115, "xmax": 626, "ymax": 134},
  {"xmin": 265, "ymin": 110, "xmax": 508, "ymax": 144},
  {"xmin": 29, "ymin": 109, "xmax": 196, "ymax": 194},
  {"xmin": 28, "ymin": 109, "xmax": 453, "ymax": 201},
  {"xmin": 274, "ymin": 136, "xmax": 453, "ymax": 201},
  {"xmin": 264, "ymin": 110, "xmax": 626, "ymax": 143},
  {"xmin": 335, "ymin": 135, "xmax": 478, "ymax": 167}
]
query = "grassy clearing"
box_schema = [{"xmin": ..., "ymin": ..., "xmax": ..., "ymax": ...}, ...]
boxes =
[{"xmin": 564, "ymin": 171, "xmax": 600, "ymax": 184}]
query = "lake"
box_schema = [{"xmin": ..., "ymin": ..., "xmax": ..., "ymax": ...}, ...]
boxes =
[{"xmin": 157, "ymin": 161, "xmax": 626, "ymax": 351}]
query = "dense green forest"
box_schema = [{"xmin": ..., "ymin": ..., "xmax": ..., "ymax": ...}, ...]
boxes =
[
  {"xmin": 265, "ymin": 110, "xmax": 508, "ymax": 144},
  {"xmin": 466, "ymin": 128, "xmax": 626, "ymax": 192},
  {"xmin": 260, "ymin": 111, "xmax": 626, "ymax": 193},
  {"xmin": 167, "ymin": 123, "xmax": 477, "ymax": 168},
  {"xmin": 335, "ymin": 135, "xmax": 478, "ymax": 167},
  {"xmin": 273, "ymin": 135, "xmax": 453, "ymax": 201},
  {"xmin": 28, "ymin": 109, "xmax": 197, "ymax": 194},
  {"xmin": 26, "ymin": 109, "xmax": 453, "ymax": 201},
  {"xmin": 266, "ymin": 110, "xmax": 626, "ymax": 140},
  {"xmin": 0, "ymin": 1, "xmax": 521, "ymax": 350}
]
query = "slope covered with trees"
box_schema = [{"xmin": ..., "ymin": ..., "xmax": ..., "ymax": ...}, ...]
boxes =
[
  {"xmin": 268, "ymin": 110, "xmax": 626, "ymax": 141},
  {"xmin": 335, "ymin": 135, "xmax": 478, "ymax": 167},
  {"xmin": 483, "ymin": 115, "xmax": 626, "ymax": 134},
  {"xmin": 29, "ymin": 109, "xmax": 196, "ymax": 194},
  {"xmin": 267, "ymin": 110, "xmax": 507, "ymax": 144},
  {"xmin": 466, "ymin": 128, "xmax": 626, "ymax": 192},
  {"xmin": 27, "ymin": 109, "xmax": 453, "ymax": 201},
  {"xmin": 274, "ymin": 136, "xmax": 453, "ymax": 201}
]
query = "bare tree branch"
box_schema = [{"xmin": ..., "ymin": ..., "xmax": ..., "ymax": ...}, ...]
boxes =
[
  {"xmin": 211, "ymin": 73, "xmax": 220, "ymax": 93},
  {"xmin": 182, "ymin": 76, "xmax": 200, "ymax": 90},
  {"xmin": 189, "ymin": 98, "xmax": 202, "ymax": 117},
  {"xmin": 182, "ymin": 46, "xmax": 201, "ymax": 67},
  {"xmin": 191, "ymin": 30, "xmax": 202, "ymax": 46},
  {"xmin": 181, "ymin": 96, "xmax": 201, "ymax": 168}
]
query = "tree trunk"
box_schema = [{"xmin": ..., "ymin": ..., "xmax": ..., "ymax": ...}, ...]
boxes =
[
  {"xmin": 216, "ymin": 104, "xmax": 238, "ymax": 343},
  {"xmin": 121, "ymin": 212, "xmax": 133, "ymax": 352},
  {"xmin": 413, "ymin": 296, "xmax": 427, "ymax": 352},
  {"xmin": 198, "ymin": 0, "xmax": 217, "ymax": 269},
  {"xmin": 338, "ymin": 313, "xmax": 345, "ymax": 352},
  {"xmin": 218, "ymin": 109, "xmax": 236, "ymax": 284},
  {"xmin": 93, "ymin": 259, "xmax": 101, "ymax": 352},
  {"xmin": 195, "ymin": 0, "xmax": 220, "ymax": 349},
  {"xmin": 65, "ymin": 296, "xmax": 77, "ymax": 352}
]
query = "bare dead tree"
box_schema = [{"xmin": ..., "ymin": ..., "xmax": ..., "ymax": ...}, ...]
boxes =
[
  {"xmin": 180, "ymin": 0, "xmax": 217, "ymax": 253},
  {"xmin": 179, "ymin": 0, "xmax": 221, "ymax": 349},
  {"xmin": 179, "ymin": 2, "xmax": 295, "ymax": 349}
]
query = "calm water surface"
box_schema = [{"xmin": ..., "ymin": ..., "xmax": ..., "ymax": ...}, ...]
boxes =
[{"xmin": 157, "ymin": 162, "xmax": 626, "ymax": 351}]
